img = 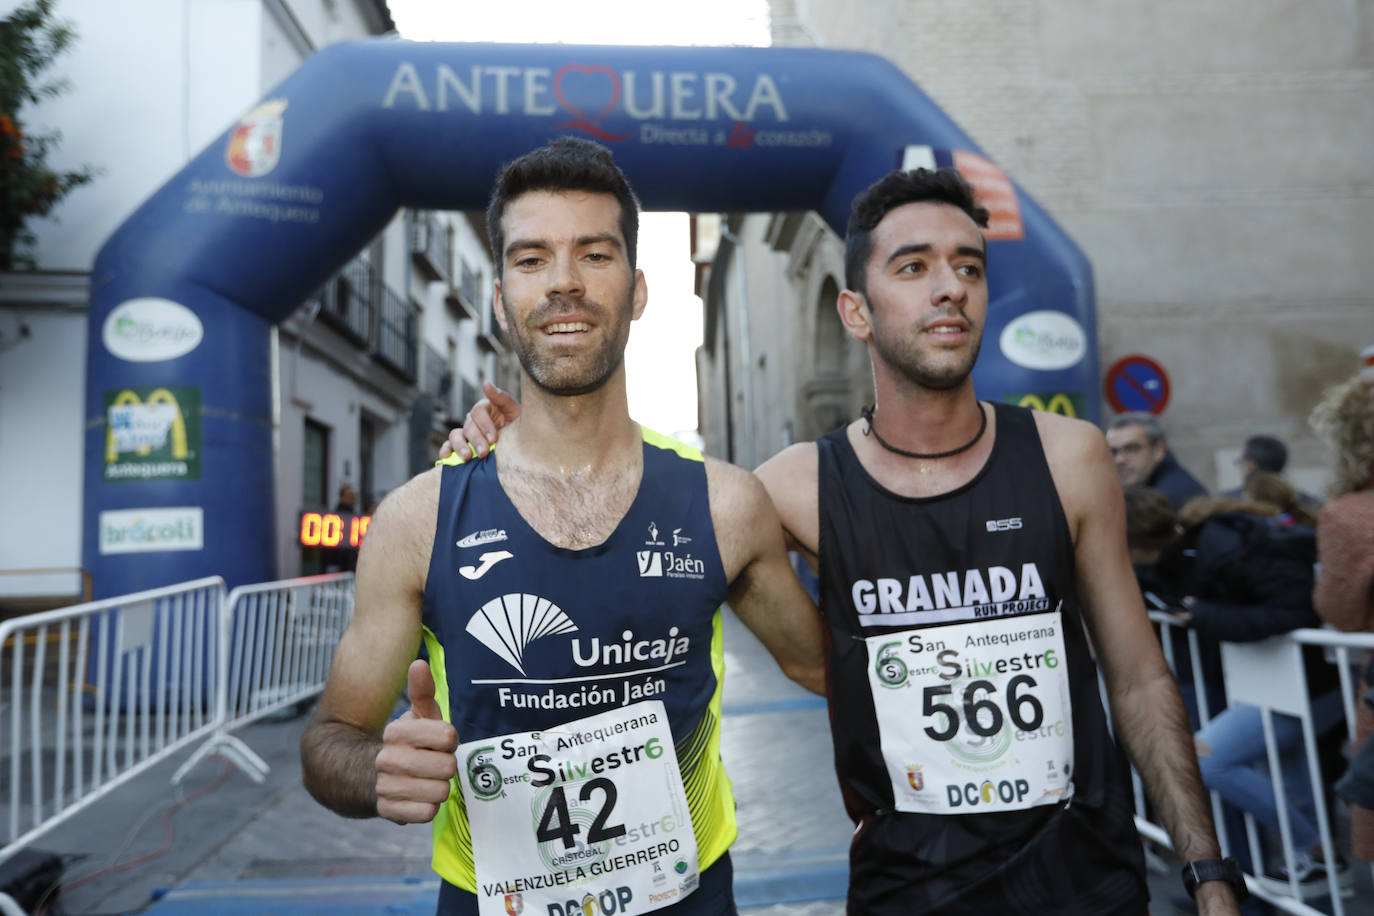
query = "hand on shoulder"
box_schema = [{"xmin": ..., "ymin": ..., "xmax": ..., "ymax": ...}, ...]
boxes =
[{"xmin": 440, "ymin": 381, "xmax": 519, "ymax": 461}]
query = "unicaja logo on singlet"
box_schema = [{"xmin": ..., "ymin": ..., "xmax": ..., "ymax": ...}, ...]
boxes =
[{"xmin": 466, "ymin": 593, "xmax": 578, "ymax": 675}]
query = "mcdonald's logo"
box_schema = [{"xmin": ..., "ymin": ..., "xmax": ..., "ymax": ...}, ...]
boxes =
[
  {"xmin": 1007, "ymin": 391, "xmax": 1082, "ymax": 419},
  {"xmin": 103, "ymin": 386, "xmax": 202, "ymax": 482}
]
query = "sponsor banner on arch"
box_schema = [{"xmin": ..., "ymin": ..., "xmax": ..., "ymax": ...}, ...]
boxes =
[
  {"xmin": 99, "ymin": 506, "xmax": 204, "ymax": 555},
  {"xmin": 380, "ymin": 59, "xmax": 835, "ymax": 152},
  {"xmin": 103, "ymin": 386, "xmax": 202, "ymax": 482},
  {"xmin": 896, "ymin": 146, "xmax": 1024, "ymax": 241},
  {"xmin": 998, "ymin": 311, "xmax": 1087, "ymax": 371},
  {"xmin": 1002, "ymin": 391, "xmax": 1085, "ymax": 419},
  {"xmin": 101, "ymin": 297, "xmax": 204, "ymax": 362},
  {"xmin": 952, "ymin": 149, "xmax": 1023, "ymax": 241}
]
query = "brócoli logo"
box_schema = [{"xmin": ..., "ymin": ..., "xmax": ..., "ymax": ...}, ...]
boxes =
[
  {"xmin": 102, "ymin": 298, "xmax": 203, "ymax": 362},
  {"xmin": 998, "ymin": 310, "xmax": 1086, "ymax": 371}
]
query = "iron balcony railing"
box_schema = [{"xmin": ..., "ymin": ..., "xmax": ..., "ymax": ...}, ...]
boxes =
[
  {"xmin": 374, "ymin": 280, "xmax": 418, "ymax": 380},
  {"xmin": 459, "ymin": 379, "xmax": 479, "ymax": 421},
  {"xmin": 445, "ymin": 257, "xmax": 483, "ymax": 324},
  {"xmin": 317, "ymin": 258, "xmax": 374, "ymax": 346},
  {"xmin": 408, "ymin": 210, "xmax": 451, "ymax": 284},
  {"xmin": 420, "ymin": 343, "xmax": 448, "ymax": 400},
  {"xmin": 312, "ymin": 258, "xmax": 419, "ymax": 383},
  {"xmin": 458, "ymin": 259, "xmax": 482, "ymax": 311}
]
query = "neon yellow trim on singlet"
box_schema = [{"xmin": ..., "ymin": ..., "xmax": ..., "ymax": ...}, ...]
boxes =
[
  {"xmin": 423, "ymin": 625, "xmax": 477, "ymax": 889},
  {"xmin": 681, "ymin": 606, "xmax": 738, "ymax": 867},
  {"xmin": 437, "ymin": 443, "xmax": 496, "ymax": 468},
  {"xmin": 640, "ymin": 425, "xmax": 704, "ymax": 462}
]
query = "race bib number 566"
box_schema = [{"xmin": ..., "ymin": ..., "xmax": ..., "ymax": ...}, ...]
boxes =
[
  {"xmin": 866, "ymin": 612, "xmax": 1075, "ymax": 815},
  {"xmin": 459, "ymin": 700, "xmax": 699, "ymax": 916}
]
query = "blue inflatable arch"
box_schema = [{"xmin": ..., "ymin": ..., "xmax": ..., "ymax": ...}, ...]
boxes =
[{"xmin": 86, "ymin": 41, "xmax": 1098, "ymax": 597}]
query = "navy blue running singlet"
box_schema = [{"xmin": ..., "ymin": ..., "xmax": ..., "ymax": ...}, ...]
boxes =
[{"xmin": 421, "ymin": 428, "xmax": 739, "ymax": 916}]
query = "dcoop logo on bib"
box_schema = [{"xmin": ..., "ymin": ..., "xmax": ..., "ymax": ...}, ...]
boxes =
[{"xmin": 99, "ymin": 507, "xmax": 204, "ymax": 554}]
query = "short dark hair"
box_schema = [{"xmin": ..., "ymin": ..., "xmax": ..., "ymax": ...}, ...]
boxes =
[
  {"xmin": 1242, "ymin": 434, "xmax": 1287, "ymax": 473},
  {"xmin": 843, "ymin": 167, "xmax": 989, "ymax": 294},
  {"xmin": 1107, "ymin": 412, "xmax": 1165, "ymax": 445},
  {"xmin": 485, "ymin": 137, "xmax": 641, "ymax": 277}
]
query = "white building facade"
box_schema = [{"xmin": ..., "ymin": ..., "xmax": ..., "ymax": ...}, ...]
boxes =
[
  {"xmin": 0, "ymin": 0, "xmax": 514, "ymax": 610},
  {"xmin": 698, "ymin": 0, "xmax": 1372, "ymax": 495}
]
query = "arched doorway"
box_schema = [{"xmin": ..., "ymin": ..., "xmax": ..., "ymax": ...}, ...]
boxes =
[{"xmin": 800, "ymin": 276, "xmax": 850, "ymax": 440}]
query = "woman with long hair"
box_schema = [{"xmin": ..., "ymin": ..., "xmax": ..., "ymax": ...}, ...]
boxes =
[{"xmin": 1309, "ymin": 373, "xmax": 1374, "ymax": 862}]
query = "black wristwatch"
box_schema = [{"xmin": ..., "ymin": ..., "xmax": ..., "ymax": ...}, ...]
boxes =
[{"xmin": 1181, "ymin": 858, "xmax": 1248, "ymax": 902}]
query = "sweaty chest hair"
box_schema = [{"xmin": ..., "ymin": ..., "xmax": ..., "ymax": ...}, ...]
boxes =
[{"xmin": 498, "ymin": 464, "xmax": 640, "ymax": 550}]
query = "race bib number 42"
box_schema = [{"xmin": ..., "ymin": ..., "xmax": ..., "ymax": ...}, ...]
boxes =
[
  {"xmin": 458, "ymin": 700, "xmax": 699, "ymax": 916},
  {"xmin": 866, "ymin": 611, "xmax": 1075, "ymax": 815}
]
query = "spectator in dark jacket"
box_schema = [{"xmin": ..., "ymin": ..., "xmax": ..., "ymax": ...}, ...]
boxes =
[
  {"xmin": 1106, "ymin": 412, "xmax": 1208, "ymax": 510},
  {"xmin": 1158, "ymin": 497, "xmax": 1345, "ymax": 894},
  {"xmin": 1242, "ymin": 472, "xmax": 1318, "ymax": 527},
  {"xmin": 1123, "ymin": 486, "xmax": 1223, "ymax": 730}
]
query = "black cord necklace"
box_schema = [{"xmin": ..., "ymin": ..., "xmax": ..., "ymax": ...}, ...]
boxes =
[{"xmin": 860, "ymin": 402, "xmax": 987, "ymax": 460}]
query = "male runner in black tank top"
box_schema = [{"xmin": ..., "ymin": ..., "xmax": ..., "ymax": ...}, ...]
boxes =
[
  {"xmin": 300, "ymin": 139, "xmax": 825, "ymax": 916},
  {"xmin": 756, "ymin": 169, "xmax": 1239, "ymax": 914},
  {"xmin": 449, "ymin": 168, "xmax": 1242, "ymax": 914}
]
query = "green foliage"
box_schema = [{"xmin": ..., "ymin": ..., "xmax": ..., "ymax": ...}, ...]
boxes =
[{"xmin": 0, "ymin": 0, "xmax": 96, "ymax": 270}]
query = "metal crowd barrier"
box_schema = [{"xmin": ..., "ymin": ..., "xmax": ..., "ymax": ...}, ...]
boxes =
[
  {"xmin": 6, "ymin": 571, "xmax": 1367, "ymax": 913},
  {"xmin": 0, "ymin": 573, "xmax": 354, "ymax": 877},
  {"xmin": 0, "ymin": 577, "xmax": 226, "ymax": 867},
  {"xmin": 171, "ymin": 573, "xmax": 355, "ymax": 785},
  {"xmin": 1136, "ymin": 610, "xmax": 1374, "ymax": 916}
]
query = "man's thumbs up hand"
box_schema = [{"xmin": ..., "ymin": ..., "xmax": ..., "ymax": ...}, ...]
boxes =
[
  {"xmin": 376, "ymin": 659, "xmax": 458, "ymax": 824},
  {"xmin": 406, "ymin": 657, "xmax": 445, "ymax": 721}
]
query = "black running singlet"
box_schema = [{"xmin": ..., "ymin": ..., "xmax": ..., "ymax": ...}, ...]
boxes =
[
  {"xmin": 420, "ymin": 429, "xmax": 738, "ymax": 916},
  {"xmin": 817, "ymin": 404, "xmax": 1147, "ymax": 915}
]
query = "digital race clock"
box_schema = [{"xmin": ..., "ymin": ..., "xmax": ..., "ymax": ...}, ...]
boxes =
[{"xmin": 298, "ymin": 511, "xmax": 372, "ymax": 550}]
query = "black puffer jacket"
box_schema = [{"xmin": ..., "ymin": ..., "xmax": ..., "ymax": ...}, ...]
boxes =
[{"xmin": 1157, "ymin": 511, "xmax": 1336, "ymax": 696}]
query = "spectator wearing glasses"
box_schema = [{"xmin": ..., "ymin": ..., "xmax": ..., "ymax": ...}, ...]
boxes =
[{"xmin": 1106, "ymin": 412, "xmax": 1208, "ymax": 510}]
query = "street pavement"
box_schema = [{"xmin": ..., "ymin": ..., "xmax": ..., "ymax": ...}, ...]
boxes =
[{"xmin": 9, "ymin": 611, "xmax": 1373, "ymax": 914}]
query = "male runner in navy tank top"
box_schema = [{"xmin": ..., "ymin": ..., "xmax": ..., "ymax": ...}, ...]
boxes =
[
  {"xmin": 300, "ymin": 138, "xmax": 825, "ymax": 916},
  {"xmin": 449, "ymin": 168, "xmax": 1243, "ymax": 914}
]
